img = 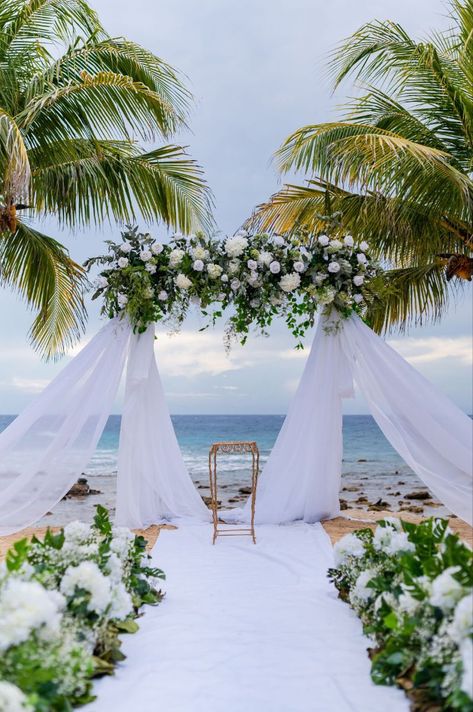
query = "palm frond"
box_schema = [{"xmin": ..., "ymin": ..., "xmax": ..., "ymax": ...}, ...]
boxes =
[
  {"xmin": 0, "ymin": 221, "xmax": 87, "ymax": 358},
  {"xmin": 0, "ymin": 108, "xmax": 30, "ymax": 200}
]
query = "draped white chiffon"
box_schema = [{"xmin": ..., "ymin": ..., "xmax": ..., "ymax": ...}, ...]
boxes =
[
  {"xmin": 0, "ymin": 318, "xmax": 131, "ymax": 535},
  {"xmin": 115, "ymin": 324, "xmax": 210, "ymax": 527}
]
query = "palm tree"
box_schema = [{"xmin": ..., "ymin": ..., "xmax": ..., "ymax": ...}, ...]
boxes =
[
  {"xmin": 250, "ymin": 0, "xmax": 473, "ymax": 332},
  {"xmin": 0, "ymin": 0, "xmax": 213, "ymax": 358}
]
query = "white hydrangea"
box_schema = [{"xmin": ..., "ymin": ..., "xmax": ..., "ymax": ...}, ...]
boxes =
[
  {"xmin": 279, "ymin": 272, "xmax": 301, "ymax": 293},
  {"xmin": 318, "ymin": 235, "xmax": 330, "ymax": 246},
  {"xmin": 228, "ymin": 260, "xmax": 240, "ymax": 275},
  {"xmin": 269, "ymin": 260, "xmax": 281, "ymax": 274},
  {"xmin": 151, "ymin": 242, "xmax": 163, "ymax": 255},
  {"xmin": 207, "ymin": 263, "xmax": 223, "ymax": 279},
  {"xmin": 350, "ymin": 569, "xmax": 376, "ymax": 604},
  {"xmin": 460, "ymin": 638, "xmax": 473, "ymax": 699},
  {"xmin": 293, "ymin": 261, "xmax": 305, "ymax": 273},
  {"xmin": 117, "ymin": 293, "xmax": 128, "ymax": 308},
  {"xmin": 258, "ymin": 251, "xmax": 273, "ymax": 266},
  {"xmin": 398, "ymin": 588, "xmax": 421, "ymax": 615},
  {"xmin": 119, "ymin": 243, "xmax": 132, "ymax": 254},
  {"xmin": 328, "ymin": 261, "xmax": 341, "ymax": 273},
  {"xmin": 174, "ymin": 273, "xmax": 192, "ymax": 290},
  {"xmin": 191, "ymin": 245, "xmax": 207, "ymax": 260},
  {"xmin": 110, "ymin": 526, "xmax": 135, "ymax": 560},
  {"xmin": 329, "ymin": 239, "xmax": 343, "ymax": 251},
  {"xmin": 139, "ymin": 249, "xmax": 152, "ymax": 262},
  {"xmin": 343, "ymin": 235, "xmax": 354, "ymax": 247},
  {"xmin": 60, "ymin": 561, "xmax": 112, "ymax": 615},
  {"xmin": 430, "ymin": 567, "xmax": 465, "ymax": 611},
  {"xmin": 145, "ymin": 263, "xmax": 157, "ymax": 274},
  {"xmin": 333, "ymin": 533, "xmax": 365, "ymax": 566},
  {"xmin": 373, "ymin": 524, "xmax": 414, "ymax": 555},
  {"xmin": 64, "ymin": 521, "xmax": 92, "ymax": 544},
  {"xmin": 109, "ymin": 582, "xmax": 133, "ymax": 621},
  {"xmin": 225, "ymin": 235, "xmax": 248, "ymax": 258},
  {"xmin": 117, "ymin": 257, "xmax": 129, "ymax": 268},
  {"xmin": 0, "ymin": 681, "xmax": 33, "ymax": 712},
  {"xmin": 353, "ymin": 275, "xmax": 364, "ymax": 286},
  {"xmin": 158, "ymin": 290, "xmax": 168, "ymax": 301},
  {"xmin": 0, "ymin": 579, "xmax": 64, "ymax": 651},
  {"xmin": 169, "ymin": 248, "xmax": 185, "ymax": 267},
  {"xmin": 359, "ymin": 241, "xmax": 369, "ymax": 252},
  {"xmin": 318, "ymin": 287, "xmax": 337, "ymax": 305},
  {"xmin": 448, "ymin": 594, "xmax": 473, "ymax": 643},
  {"xmin": 314, "ymin": 273, "xmax": 327, "ymax": 286},
  {"xmin": 193, "ymin": 259, "xmax": 204, "ymax": 272},
  {"xmin": 247, "ymin": 259, "xmax": 258, "ymax": 271}
]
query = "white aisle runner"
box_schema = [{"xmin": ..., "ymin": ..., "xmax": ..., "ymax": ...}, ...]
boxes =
[{"xmin": 88, "ymin": 524, "xmax": 409, "ymax": 712}]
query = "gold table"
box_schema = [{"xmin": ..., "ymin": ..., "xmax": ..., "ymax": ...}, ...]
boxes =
[{"xmin": 208, "ymin": 441, "xmax": 259, "ymax": 544}]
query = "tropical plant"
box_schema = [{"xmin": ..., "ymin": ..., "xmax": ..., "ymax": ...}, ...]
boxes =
[
  {"xmin": 250, "ymin": 0, "xmax": 473, "ymax": 332},
  {"xmin": 0, "ymin": 0, "xmax": 213, "ymax": 357}
]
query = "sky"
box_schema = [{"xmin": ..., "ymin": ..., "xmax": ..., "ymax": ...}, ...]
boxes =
[{"xmin": 0, "ymin": 0, "xmax": 471, "ymax": 415}]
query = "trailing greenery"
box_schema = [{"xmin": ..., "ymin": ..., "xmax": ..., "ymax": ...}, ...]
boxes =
[
  {"xmin": 0, "ymin": 0, "xmax": 213, "ymax": 359},
  {"xmin": 251, "ymin": 0, "xmax": 473, "ymax": 332},
  {"xmin": 0, "ymin": 506, "xmax": 164, "ymax": 710},
  {"xmin": 329, "ymin": 518, "xmax": 473, "ymax": 711}
]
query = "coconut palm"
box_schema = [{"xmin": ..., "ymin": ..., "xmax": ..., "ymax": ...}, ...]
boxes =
[
  {"xmin": 0, "ymin": 0, "xmax": 213, "ymax": 357},
  {"xmin": 251, "ymin": 0, "xmax": 473, "ymax": 331}
]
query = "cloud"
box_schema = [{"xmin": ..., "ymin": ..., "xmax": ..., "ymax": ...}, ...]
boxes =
[
  {"xmin": 388, "ymin": 336, "xmax": 472, "ymax": 366},
  {"xmin": 154, "ymin": 331, "xmax": 251, "ymax": 377},
  {"xmin": 9, "ymin": 377, "xmax": 51, "ymax": 393}
]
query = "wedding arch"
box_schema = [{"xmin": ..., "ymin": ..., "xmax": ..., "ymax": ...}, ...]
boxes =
[{"xmin": 0, "ymin": 229, "xmax": 471, "ymax": 535}]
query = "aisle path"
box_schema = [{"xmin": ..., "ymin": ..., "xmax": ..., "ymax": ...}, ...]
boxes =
[{"xmin": 88, "ymin": 523, "xmax": 409, "ymax": 712}]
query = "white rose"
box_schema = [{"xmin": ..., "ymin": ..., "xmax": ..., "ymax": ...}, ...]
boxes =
[
  {"xmin": 109, "ymin": 582, "xmax": 133, "ymax": 621},
  {"xmin": 430, "ymin": 567, "xmax": 465, "ymax": 611},
  {"xmin": 328, "ymin": 261, "xmax": 341, "ymax": 273},
  {"xmin": 357, "ymin": 253, "xmax": 368, "ymax": 264},
  {"xmin": 318, "ymin": 235, "xmax": 330, "ymax": 246},
  {"xmin": 258, "ymin": 251, "xmax": 273, "ymax": 266},
  {"xmin": 207, "ymin": 263, "xmax": 223, "ymax": 279},
  {"xmin": 191, "ymin": 245, "xmax": 207, "ymax": 260},
  {"xmin": 225, "ymin": 235, "xmax": 249, "ymax": 258},
  {"xmin": 250, "ymin": 298, "xmax": 260, "ymax": 308},
  {"xmin": 140, "ymin": 249, "xmax": 152, "ymax": 262},
  {"xmin": 359, "ymin": 241, "xmax": 369, "ymax": 252},
  {"xmin": 460, "ymin": 638, "xmax": 473, "ymax": 699},
  {"xmin": 117, "ymin": 257, "xmax": 129, "ymax": 268},
  {"xmin": 120, "ymin": 243, "xmax": 132, "ymax": 254},
  {"xmin": 0, "ymin": 681, "xmax": 33, "ymax": 712},
  {"xmin": 231, "ymin": 278, "xmax": 241, "ymax": 291},
  {"xmin": 269, "ymin": 260, "xmax": 281, "ymax": 274},
  {"xmin": 293, "ymin": 261, "xmax": 305, "ymax": 273},
  {"xmin": 398, "ymin": 590, "xmax": 421, "ymax": 615},
  {"xmin": 145, "ymin": 263, "xmax": 157, "ymax": 274},
  {"xmin": 269, "ymin": 295, "xmax": 282, "ymax": 306},
  {"xmin": 353, "ymin": 275, "xmax": 364, "ymax": 286},
  {"xmin": 151, "ymin": 242, "xmax": 163, "ymax": 255},
  {"xmin": 169, "ymin": 248, "xmax": 185, "ymax": 267},
  {"xmin": 279, "ymin": 272, "xmax": 301, "ymax": 293},
  {"xmin": 448, "ymin": 593, "xmax": 473, "ymax": 643},
  {"xmin": 350, "ymin": 570, "xmax": 376, "ymax": 604},
  {"xmin": 247, "ymin": 259, "xmax": 258, "ymax": 271},
  {"xmin": 273, "ymin": 235, "xmax": 285, "ymax": 246},
  {"xmin": 314, "ymin": 274, "xmax": 327, "ymax": 286},
  {"xmin": 373, "ymin": 524, "xmax": 414, "ymax": 555},
  {"xmin": 353, "ymin": 294, "xmax": 364, "ymax": 304},
  {"xmin": 117, "ymin": 293, "xmax": 128, "ymax": 308},
  {"xmin": 95, "ymin": 276, "xmax": 108, "ymax": 289},
  {"xmin": 175, "ymin": 273, "xmax": 192, "ymax": 290},
  {"xmin": 220, "ymin": 274, "xmax": 228, "ymax": 283},
  {"xmin": 343, "ymin": 235, "xmax": 354, "ymax": 247},
  {"xmin": 158, "ymin": 290, "xmax": 168, "ymax": 301},
  {"xmin": 193, "ymin": 259, "xmax": 204, "ymax": 272},
  {"xmin": 228, "ymin": 260, "xmax": 240, "ymax": 275},
  {"xmin": 329, "ymin": 239, "xmax": 343, "ymax": 251},
  {"xmin": 333, "ymin": 533, "xmax": 365, "ymax": 567}
]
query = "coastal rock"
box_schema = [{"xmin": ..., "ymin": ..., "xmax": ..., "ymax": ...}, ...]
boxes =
[
  {"xmin": 356, "ymin": 496, "xmax": 368, "ymax": 503},
  {"xmin": 239, "ymin": 487, "xmax": 252, "ymax": 495},
  {"xmin": 342, "ymin": 485, "xmax": 359, "ymax": 492},
  {"xmin": 64, "ymin": 477, "xmax": 101, "ymax": 499},
  {"xmin": 202, "ymin": 496, "xmax": 221, "ymax": 507},
  {"xmin": 368, "ymin": 498, "xmax": 391, "ymax": 511},
  {"xmin": 404, "ymin": 491, "xmax": 430, "ymax": 501}
]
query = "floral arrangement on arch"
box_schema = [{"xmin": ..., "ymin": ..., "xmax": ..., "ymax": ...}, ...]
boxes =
[
  {"xmin": 0, "ymin": 506, "xmax": 164, "ymax": 711},
  {"xmin": 86, "ymin": 226, "xmax": 377, "ymax": 343},
  {"xmin": 329, "ymin": 517, "xmax": 473, "ymax": 711}
]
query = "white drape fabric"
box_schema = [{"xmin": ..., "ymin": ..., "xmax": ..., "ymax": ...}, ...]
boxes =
[
  {"xmin": 115, "ymin": 324, "xmax": 210, "ymax": 527},
  {"xmin": 241, "ymin": 314, "xmax": 355, "ymax": 524},
  {"xmin": 340, "ymin": 315, "xmax": 473, "ymax": 525},
  {"xmin": 0, "ymin": 318, "xmax": 131, "ymax": 535}
]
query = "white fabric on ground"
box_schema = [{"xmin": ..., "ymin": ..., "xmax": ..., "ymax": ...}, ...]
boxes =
[
  {"xmin": 340, "ymin": 315, "xmax": 473, "ymax": 525},
  {"xmin": 115, "ymin": 324, "xmax": 210, "ymax": 527},
  {"xmin": 242, "ymin": 314, "xmax": 354, "ymax": 524},
  {"xmin": 0, "ymin": 318, "xmax": 131, "ymax": 535},
  {"xmin": 87, "ymin": 523, "xmax": 408, "ymax": 712}
]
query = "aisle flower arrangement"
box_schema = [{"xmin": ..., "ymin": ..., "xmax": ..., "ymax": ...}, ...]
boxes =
[
  {"xmin": 86, "ymin": 227, "xmax": 377, "ymax": 345},
  {"xmin": 0, "ymin": 506, "xmax": 164, "ymax": 711},
  {"xmin": 329, "ymin": 518, "xmax": 473, "ymax": 711}
]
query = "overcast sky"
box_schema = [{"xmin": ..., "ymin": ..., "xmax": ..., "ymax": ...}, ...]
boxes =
[{"xmin": 1, "ymin": 0, "xmax": 471, "ymax": 415}]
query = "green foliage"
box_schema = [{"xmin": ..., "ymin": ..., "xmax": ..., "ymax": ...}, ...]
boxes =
[
  {"xmin": 252, "ymin": 0, "xmax": 473, "ymax": 332},
  {"xmin": 0, "ymin": 0, "xmax": 213, "ymax": 358}
]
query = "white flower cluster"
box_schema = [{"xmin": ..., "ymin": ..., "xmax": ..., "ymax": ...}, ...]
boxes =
[
  {"xmin": 0, "ymin": 682, "xmax": 32, "ymax": 712},
  {"xmin": 0, "ymin": 579, "xmax": 64, "ymax": 651},
  {"xmin": 333, "ymin": 532, "xmax": 365, "ymax": 567}
]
